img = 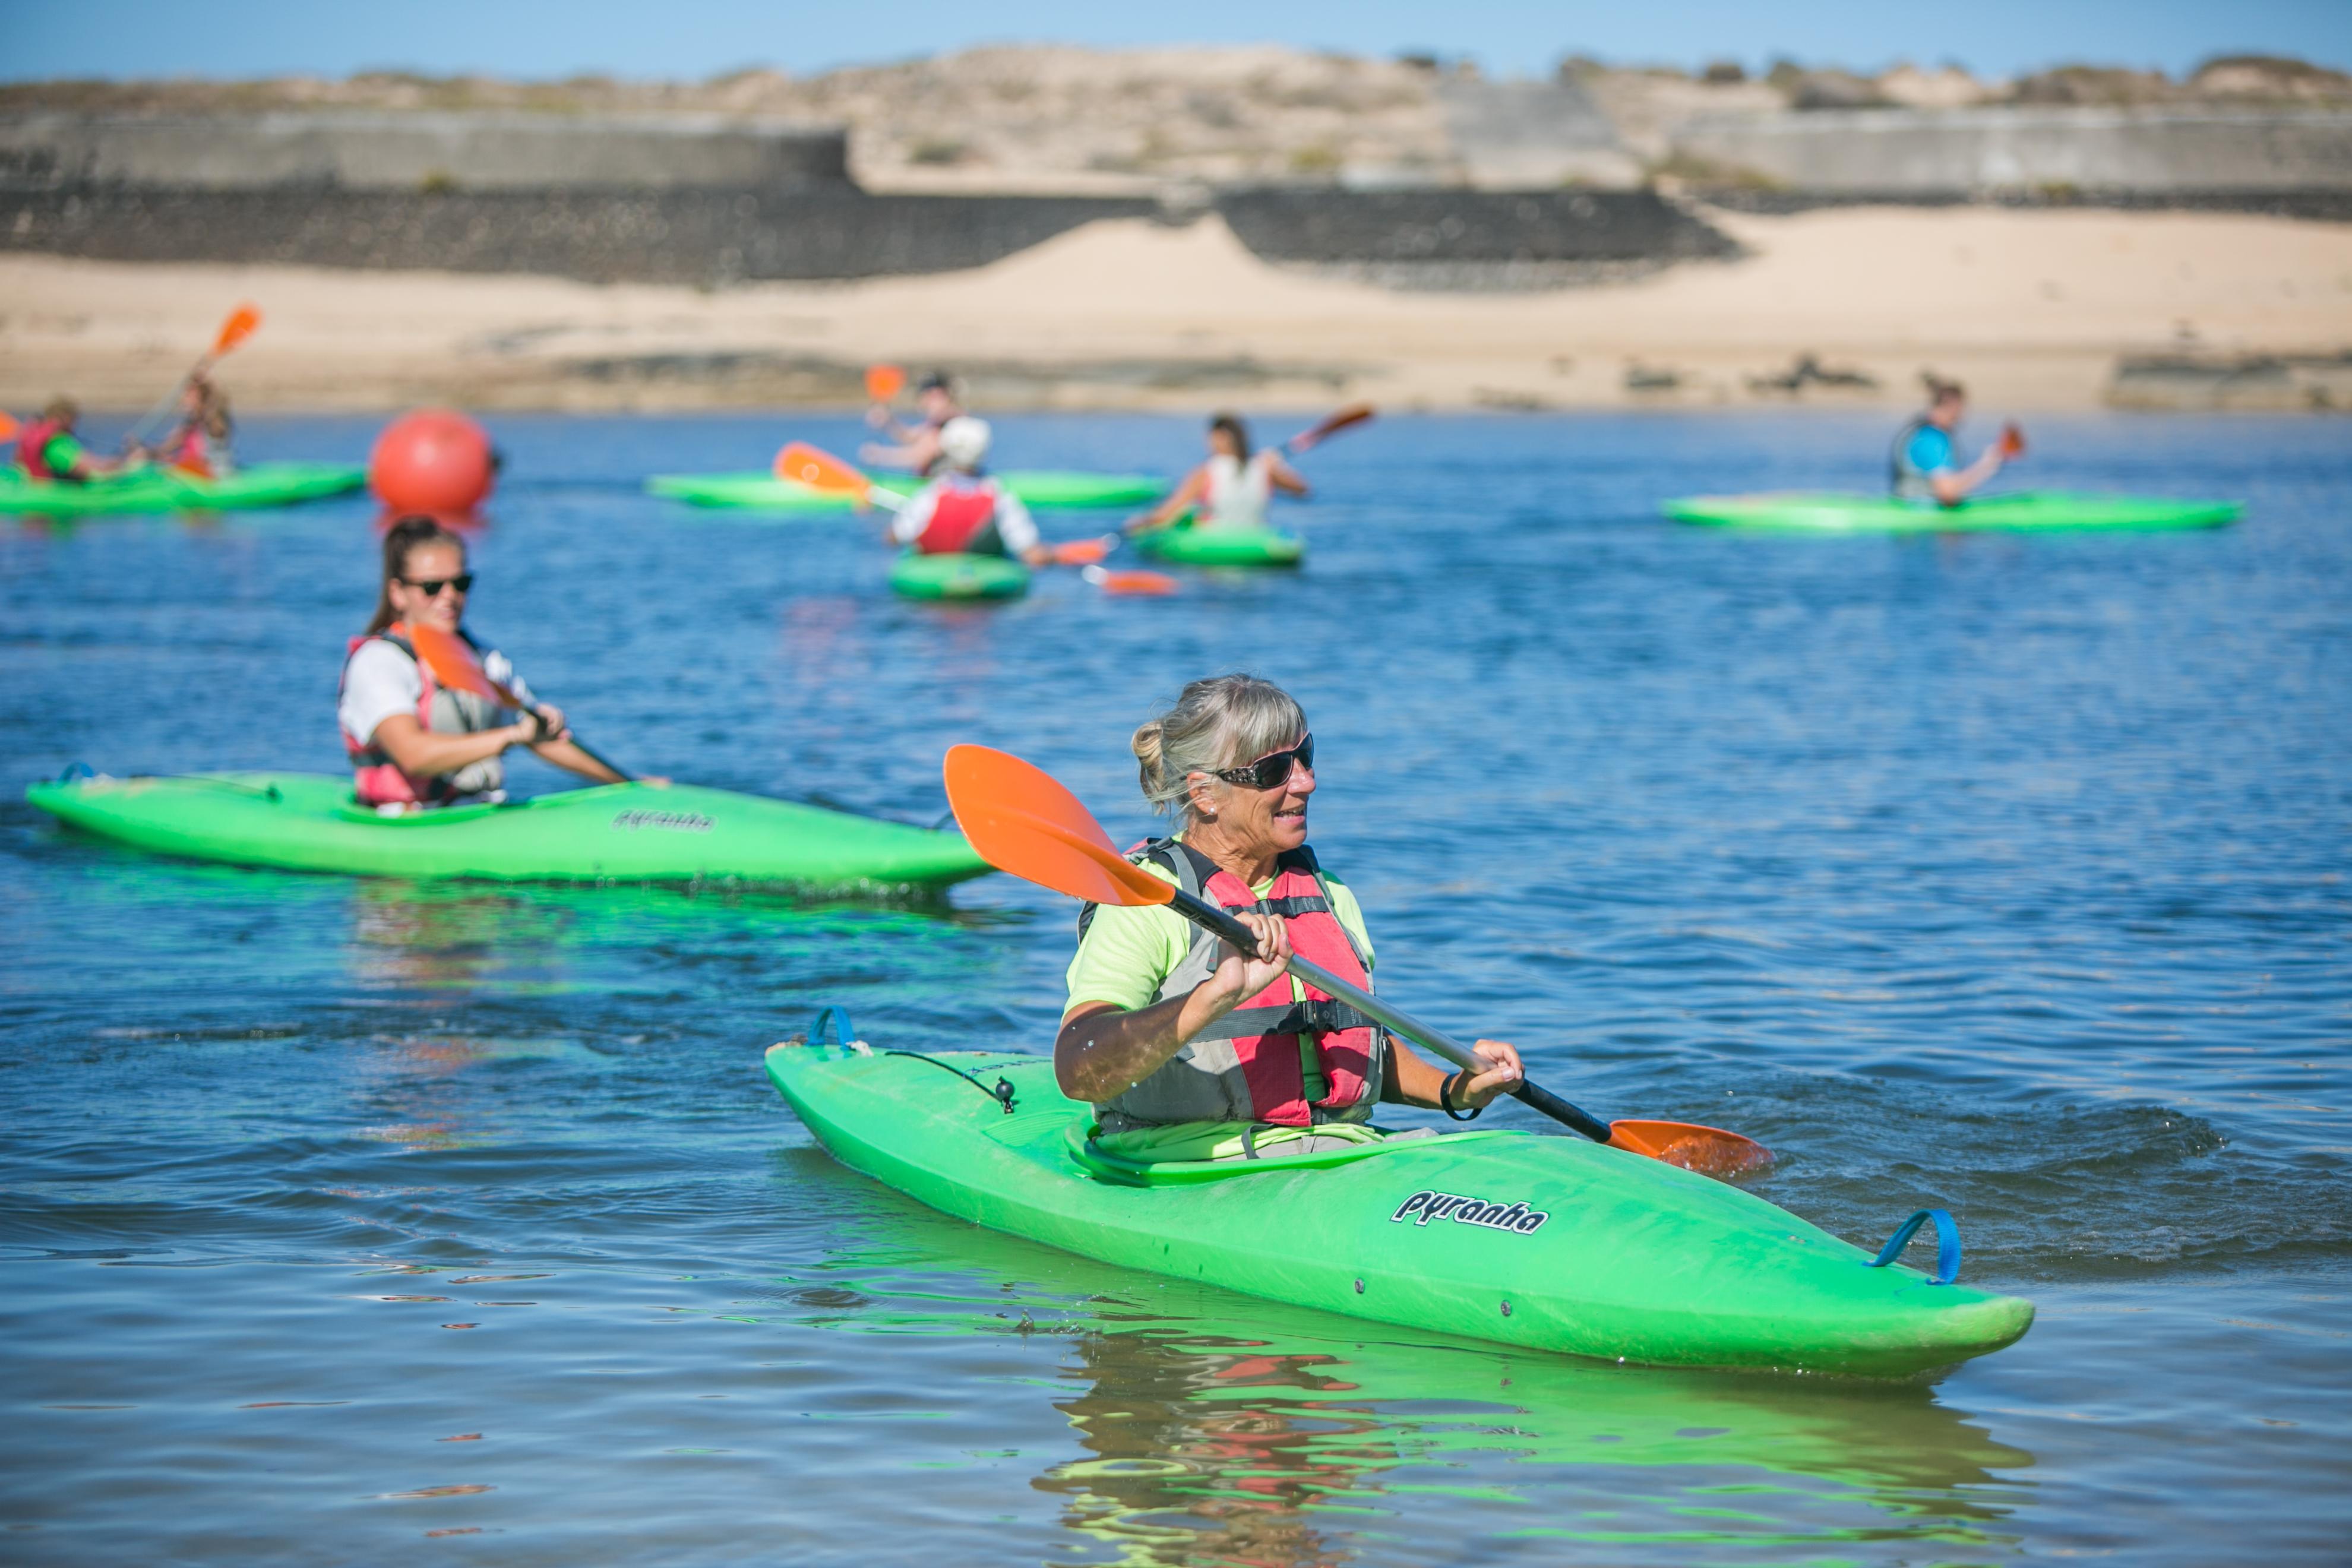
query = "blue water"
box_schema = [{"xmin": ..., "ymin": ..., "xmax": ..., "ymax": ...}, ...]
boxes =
[{"xmin": 3, "ymin": 410, "xmax": 2348, "ymax": 1565}]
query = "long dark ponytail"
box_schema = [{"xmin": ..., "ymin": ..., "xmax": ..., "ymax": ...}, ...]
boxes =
[
  {"xmin": 368, "ymin": 514, "xmax": 466, "ymax": 634},
  {"xmin": 1209, "ymin": 412, "xmax": 1251, "ymax": 463}
]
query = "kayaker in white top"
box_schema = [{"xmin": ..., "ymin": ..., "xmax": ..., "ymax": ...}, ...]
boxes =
[
  {"xmin": 337, "ymin": 516, "xmax": 625, "ymax": 808},
  {"xmin": 1134, "ymin": 415, "xmax": 1308, "ymax": 535},
  {"xmin": 1057, "ymin": 674, "xmax": 1524, "ymax": 1162}
]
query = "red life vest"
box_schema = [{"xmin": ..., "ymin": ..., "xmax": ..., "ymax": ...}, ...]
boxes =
[
  {"xmin": 338, "ymin": 627, "xmax": 499, "ymax": 807},
  {"xmin": 15, "ymin": 419, "xmax": 66, "ymax": 480},
  {"xmin": 1085, "ymin": 839, "xmax": 1382, "ymax": 1131},
  {"xmin": 913, "ymin": 476, "xmax": 1006, "ymax": 555}
]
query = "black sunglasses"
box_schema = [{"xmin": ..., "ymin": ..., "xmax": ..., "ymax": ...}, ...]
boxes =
[
  {"xmin": 400, "ymin": 574, "xmax": 475, "ymax": 596},
  {"xmin": 1212, "ymin": 734, "xmax": 1313, "ymax": 791}
]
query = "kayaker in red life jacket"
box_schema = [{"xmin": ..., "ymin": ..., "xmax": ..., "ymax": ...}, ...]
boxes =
[
  {"xmin": 1136, "ymin": 413, "xmax": 1308, "ymax": 533},
  {"xmin": 1057, "ymin": 674, "xmax": 1526, "ymax": 1163},
  {"xmin": 861, "ymin": 369, "xmax": 962, "ymax": 477},
  {"xmin": 889, "ymin": 416, "xmax": 1050, "ymax": 565},
  {"xmin": 14, "ymin": 397, "xmax": 126, "ymax": 484},
  {"xmin": 337, "ymin": 516, "xmax": 627, "ymax": 810}
]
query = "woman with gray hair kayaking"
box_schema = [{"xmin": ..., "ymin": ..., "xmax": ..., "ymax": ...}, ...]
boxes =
[{"xmin": 1057, "ymin": 673, "xmax": 1523, "ymax": 1162}]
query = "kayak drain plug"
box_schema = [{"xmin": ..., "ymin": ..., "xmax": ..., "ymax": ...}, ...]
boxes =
[
  {"xmin": 1354, "ymin": 1279, "xmax": 1364, "ymax": 1294},
  {"xmin": 1500, "ymin": 1301, "xmax": 1513, "ymax": 1317}
]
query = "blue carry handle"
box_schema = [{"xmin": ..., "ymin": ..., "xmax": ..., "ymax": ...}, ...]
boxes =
[
  {"xmin": 807, "ymin": 1006, "xmax": 856, "ymax": 1049},
  {"xmin": 1866, "ymin": 1208, "xmax": 1961, "ymax": 1286}
]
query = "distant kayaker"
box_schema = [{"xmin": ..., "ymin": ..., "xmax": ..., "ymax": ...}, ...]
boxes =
[
  {"xmin": 141, "ymin": 374, "xmax": 236, "ymax": 477},
  {"xmin": 1135, "ymin": 414, "xmax": 1307, "ymax": 534},
  {"xmin": 14, "ymin": 397, "xmax": 125, "ymax": 484},
  {"xmin": 1891, "ymin": 375, "xmax": 2018, "ymax": 506},
  {"xmin": 1057, "ymin": 674, "xmax": 1525, "ymax": 1162},
  {"xmin": 338, "ymin": 515, "xmax": 625, "ymax": 809},
  {"xmin": 861, "ymin": 370, "xmax": 963, "ymax": 476},
  {"xmin": 889, "ymin": 416, "xmax": 1049, "ymax": 565}
]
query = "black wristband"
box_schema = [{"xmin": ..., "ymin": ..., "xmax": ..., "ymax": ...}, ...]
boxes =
[{"xmin": 1439, "ymin": 1071, "xmax": 1482, "ymax": 1122}]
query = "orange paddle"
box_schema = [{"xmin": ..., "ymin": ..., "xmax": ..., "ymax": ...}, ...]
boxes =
[
  {"xmin": 0, "ymin": 412, "xmax": 17, "ymax": 440},
  {"xmin": 941, "ymin": 745, "xmax": 1771, "ymax": 1180},
  {"xmin": 1284, "ymin": 402, "xmax": 1375, "ymax": 455},
  {"xmin": 400, "ymin": 621, "xmax": 634, "ymax": 782},
  {"xmin": 128, "ymin": 302, "xmax": 263, "ymax": 446},
  {"xmin": 774, "ymin": 440, "xmax": 902, "ymax": 510},
  {"xmin": 865, "ymin": 364, "xmax": 906, "ymax": 403},
  {"xmin": 1052, "ymin": 535, "xmax": 1114, "ymax": 566},
  {"xmin": 1997, "ymin": 422, "xmax": 2027, "ymax": 460},
  {"xmin": 1080, "ymin": 564, "xmax": 1178, "ymax": 596}
]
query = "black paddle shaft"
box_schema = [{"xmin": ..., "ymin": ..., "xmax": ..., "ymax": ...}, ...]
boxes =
[
  {"xmin": 1165, "ymin": 886, "xmax": 1616, "ymax": 1145},
  {"xmin": 521, "ymin": 704, "xmax": 633, "ymax": 783}
]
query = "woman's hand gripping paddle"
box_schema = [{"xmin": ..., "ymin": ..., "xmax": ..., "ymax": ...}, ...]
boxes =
[
  {"xmin": 127, "ymin": 303, "xmax": 263, "ymax": 447},
  {"xmin": 941, "ymin": 744, "xmax": 1771, "ymax": 1180},
  {"xmin": 402, "ymin": 621, "xmax": 637, "ymax": 783}
]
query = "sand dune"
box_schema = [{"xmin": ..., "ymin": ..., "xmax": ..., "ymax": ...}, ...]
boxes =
[{"xmin": 4, "ymin": 205, "xmax": 2348, "ymax": 413}]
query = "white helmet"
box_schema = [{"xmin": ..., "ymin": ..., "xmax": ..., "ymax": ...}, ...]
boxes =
[{"xmin": 938, "ymin": 415, "xmax": 991, "ymax": 470}]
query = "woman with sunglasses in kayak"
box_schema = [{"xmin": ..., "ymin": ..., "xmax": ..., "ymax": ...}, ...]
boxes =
[
  {"xmin": 1057, "ymin": 674, "xmax": 1524, "ymax": 1162},
  {"xmin": 337, "ymin": 516, "xmax": 624, "ymax": 809},
  {"xmin": 1133, "ymin": 414, "xmax": 1307, "ymax": 536}
]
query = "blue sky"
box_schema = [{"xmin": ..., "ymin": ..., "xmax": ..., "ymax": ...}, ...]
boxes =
[{"xmin": 10, "ymin": 0, "xmax": 2348, "ymax": 84}]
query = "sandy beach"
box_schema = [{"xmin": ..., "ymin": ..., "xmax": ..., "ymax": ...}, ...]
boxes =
[{"xmin": 5, "ymin": 204, "xmax": 2349, "ymax": 413}]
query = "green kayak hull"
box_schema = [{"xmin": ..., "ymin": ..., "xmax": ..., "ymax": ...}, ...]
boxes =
[
  {"xmin": 0, "ymin": 462, "xmax": 366, "ymax": 516},
  {"xmin": 26, "ymin": 773, "xmax": 990, "ymax": 894},
  {"xmin": 764, "ymin": 1041, "xmax": 2034, "ymax": 1376},
  {"xmin": 1131, "ymin": 524, "xmax": 1306, "ymax": 566},
  {"xmin": 1664, "ymin": 490, "xmax": 2243, "ymax": 533},
  {"xmin": 647, "ymin": 470, "xmax": 1164, "ymax": 513},
  {"xmin": 887, "ymin": 552, "xmax": 1030, "ymax": 601}
]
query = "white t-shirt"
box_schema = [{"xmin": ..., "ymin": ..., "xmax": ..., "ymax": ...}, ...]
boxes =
[
  {"xmin": 339, "ymin": 637, "xmax": 535, "ymax": 798},
  {"xmin": 1201, "ymin": 451, "xmax": 1275, "ymax": 529},
  {"xmin": 890, "ymin": 473, "xmax": 1038, "ymax": 555}
]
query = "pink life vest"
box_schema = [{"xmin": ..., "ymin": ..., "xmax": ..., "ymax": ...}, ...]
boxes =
[
  {"xmin": 338, "ymin": 627, "xmax": 498, "ymax": 807},
  {"xmin": 1087, "ymin": 839, "xmax": 1383, "ymax": 1132},
  {"xmin": 914, "ymin": 476, "xmax": 1006, "ymax": 555},
  {"xmin": 15, "ymin": 419, "xmax": 66, "ymax": 480}
]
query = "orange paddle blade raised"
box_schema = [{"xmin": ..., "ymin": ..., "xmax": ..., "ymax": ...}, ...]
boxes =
[
  {"xmin": 943, "ymin": 744, "xmax": 1175, "ymax": 908},
  {"xmin": 1607, "ymin": 1119, "xmax": 1774, "ymax": 1181},
  {"xmin": 400, "ymin": 621, "xmax": 510, "ymax": 706},
  {"xmin": 0, "ymin": 412, "xmax": 17, "ymax": 440},
  {"xmin": 1291, "ymin": 402, "xmax": 1375, "ymax": 451},
  {"xmin": 864, "ymin": 363, "xmax": 906, "ymax": 402},
  {"xmin": 774, "ymin": 440, "xmax": 872, "ymax": 493},
  {"xmin": 211, "ymin": 303, "xmax": 262, "ymax": 358}
]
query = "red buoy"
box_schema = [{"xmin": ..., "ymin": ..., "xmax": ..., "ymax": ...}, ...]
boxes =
[{"xmin": 369, "ymin": 408, "xmax": 495, "ymax": 514}]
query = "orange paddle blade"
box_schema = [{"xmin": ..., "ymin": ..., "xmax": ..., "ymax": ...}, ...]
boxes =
[
  {"xmin": 1998, "ymin": 421, "xmax": 2027, "ymax": 460},
  {"xmin": 0, "ymin": 412, "xmax": 17, "ymax": 439},
  {"xmin": 1607, "ymin": 1119, "xmax": 1774, "ymax": 1180},
  {"xmin": 774, "ymin": 440, "xmax": 871, "ymax": 494},
  {"xmin": 1292, "ymin": 402, "xmax": 1375, "ymax": 451},
  {"xmin": 1052, "ymin": 536, "xmax": 1112, "ymax": 566},
  {"xmin": 943, "ymin": 745, "xmax": 1174, "ymax": 907},
  {"xmin": 864, "ymin": 363, "xmax": 906, "ymax": 402},
  {"xmin": 212, "ymin": 303, "xmax": 261, "ymax": 358},
  {"xmin": 401, "ymin": 621, "xmax": 510, "ymax": 705},
  {"xmin": 1082, "ymin": 565, "xmax": 1178, "ymax": 596}
]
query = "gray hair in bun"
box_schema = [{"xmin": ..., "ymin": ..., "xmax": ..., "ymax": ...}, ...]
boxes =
[{"xmin": 1131, "ymin": 674, "xmax": 1308, "ymax": 824}]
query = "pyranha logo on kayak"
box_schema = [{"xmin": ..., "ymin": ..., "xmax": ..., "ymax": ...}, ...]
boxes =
[
  {"xmin": 611, "ymin": 810, "xmax": 715, "ymax": 833},
  {"xmin": 1390, "ymin": 1190, "xmax": 1550, "ymax": 1235}
]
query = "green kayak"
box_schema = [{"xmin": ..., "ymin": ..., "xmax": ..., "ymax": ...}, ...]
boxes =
[
  {"xmin": 1131, "ymin": 523, "xmax": 1306, "ymax": 566},
  {"xmin": 0, "ymin": 462, "xmax": 366, "ymax": 516},
  {"xmin": 887, "ymin": 551, "xmax": 1030, "ymax": 602},
  {"xmin": 764, "ymin": 1033, "xmax": 2034, "ymax": 1376},
  {"xmin": 1664, "ymin": 491, "xmax": 2243, "ymax": 533},
  {"xmin": 648, "ymin": 470, "xmax": 1164, "ymax": 513},
  {"xmin": 27, "ymin": 772, "xmax": 990, "ymax": 894}
]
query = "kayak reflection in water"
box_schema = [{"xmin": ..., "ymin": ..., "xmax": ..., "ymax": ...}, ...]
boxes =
[
  {"xmin": 889, "ymin": 416, "xmax": 1051, "ymax": 565},
  {"xmin": 336, "ymin": 516, "xmax": 627, "ymax": 811},
  {"xmin": 860, "ymin": 368, "xmax": 962, "ymax": 476},
  {"xmin": 1136, "ymin": 413, "xmax": 1308, "ymax": 535},
  {"xmin": 1057, "ymin": 674, "xmax": 1524, "ymax": 1163},
  {"xmin": 1891, "ymin": 374, "xmax": 2021, "ymax": 507}
]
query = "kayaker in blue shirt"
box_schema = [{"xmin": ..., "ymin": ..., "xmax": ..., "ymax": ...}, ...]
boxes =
[
  {"xmin": 1891, "ymin": 376, "xmax": 2020, "ymax": 506},
  {"xmin": 1057, "ymin": 674, "xmax": 1525, "ymax": 1163}
]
